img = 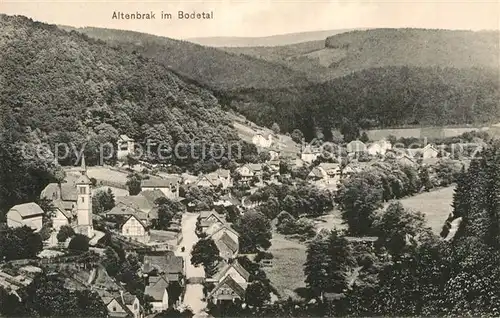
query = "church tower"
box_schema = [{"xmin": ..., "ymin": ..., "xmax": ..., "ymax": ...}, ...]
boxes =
[{"xmin": 75, "ymin": 155, "xmax": 94, "ymax": 238}]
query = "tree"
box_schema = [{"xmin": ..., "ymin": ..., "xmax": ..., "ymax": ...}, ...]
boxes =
[
  {"xmin": 235, "ymin": 211, "xmax": 272, "ymax": 253},
  {"xmin": 246, "ymin": 280, "xmax": 271, "ymax": 308},
  {"xmin": 360, "ymin": 132, "xmax": 370, "ymax": 143},
  {"xmin": 373, "ymin": 201, "xmax": 431, "ymax": 257},
  {"xmin": 336, "ymin": 173, "xmax": 384, "ymax": 235},
  {"xmin": 271, "ymin": 122, "xmax": 280, "ymax": 134},
  {"xmin": 57, "ymin": 225, "xmax": 75, "ymax": 242},
  {"xmin": 153, "ymin": 197, "xmax": 185, "ymax": 230},
  {"xmin": 126, "ymin": 172, "xmax": 142, "ymax": 195},
  {"xmin": 0, "ymin": 286, "xmax": 24, "ymax": 316},
  {"xmin": 0, "ymin": 226, "xmax": 43, "ymax": 261},
  {"xmin": 68, "ymin": 234, "xmax": 89, "ymax": 253},
  {"xmin": 291, "ymin": 129, "xmax": 304, "ymax": 144},
  {"xmin": 92, "ymin": 188, "xmax": 115, "ymax": 214},
  {"xmin": 304, "ymin": 229, "xmax": 356, "ymax": 298},
  {"xmin": 191, "ymin": 238, "xmax": 222, "ymax": 277}
]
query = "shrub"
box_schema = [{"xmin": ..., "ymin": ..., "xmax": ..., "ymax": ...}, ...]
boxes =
[{"xmin": 68, "ymin": 234, "xmax": 90, "ymax": 253}]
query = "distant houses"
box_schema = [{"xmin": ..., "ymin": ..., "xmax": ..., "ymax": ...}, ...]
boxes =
[
  {"xmin": 252, "ymin": 132, "xmax": 274, "ymax": 148},
  {"xmin": 117, "ymin": 134, "xmax": 135, "ymax": 159},
  {"xmin": 141, "ymin": 176, "xmax": 182, "ymax": 199}
]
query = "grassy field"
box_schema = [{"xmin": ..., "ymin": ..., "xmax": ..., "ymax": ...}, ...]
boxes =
[
  {"xmin": 264, "ymin": 233, "xmax": 307, "ymax": 300},
  {"xmin": 398, "ymin": 186, "xmax": 455, "ymax": 234}
]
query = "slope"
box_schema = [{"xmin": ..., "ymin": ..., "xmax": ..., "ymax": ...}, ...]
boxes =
[
  {"xmin": 223, "ymin": 28, "xmax": 500, "ymax": 82},
  {"xmin": 59, "ymin": 26, "xmax": 311, "ymax": 92},
  {"xmin": 186, "ymin": 29, "xmax": 358, "ymax": 47},
  {"xmin": 0, "ymin": 14, "xmax": 255, "ymax": 169}
]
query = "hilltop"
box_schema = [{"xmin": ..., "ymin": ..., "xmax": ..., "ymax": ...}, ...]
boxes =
[
  {"xmin": 0, "ymin": 15, "xmax": 253, "ymax": 168},
  {"xmin": 223, "ymin": 28, "xmax": 500, "ymax": 82},
  {"xmin": 186, "ymin": 29, "xmax": 357, "ymax": 47},
  {"xmin": 59, "ymin": 26, "xmax": 311, "ymax": 92}
]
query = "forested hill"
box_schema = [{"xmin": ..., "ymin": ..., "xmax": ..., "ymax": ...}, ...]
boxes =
[
  {"xmin": 224, "ymin": 28, "xmax": 499, "ymax": 82},
  {"xmin": 0, "ymin": 14, "xmax": 244, "ymax": 153},
  {"xmin": 59, "ymin": 26, "xmax": 311, "ymax": 91}
]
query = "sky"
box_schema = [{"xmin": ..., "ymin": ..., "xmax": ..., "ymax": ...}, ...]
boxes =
[{"xmin": 1, "ymin": 0, "xmax": 499, "ymax": 39}]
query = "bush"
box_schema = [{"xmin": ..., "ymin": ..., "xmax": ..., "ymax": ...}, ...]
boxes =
[
  {"xmin": 68, "ymin": 234, "xmax": 89, "ymax": 253},
  {"xmin": 57, "ymin": 225, "xmax": 75, "ymax": 242}
]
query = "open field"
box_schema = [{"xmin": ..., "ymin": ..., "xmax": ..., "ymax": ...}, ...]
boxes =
[
  {"xmin": 398, "ymin": 186, "xmax": 455, "ymax": 234},
  {"xmin": 66, "ymin": 166, "xmax": 129, "ymax": 186},
  {"xmin": 264, "ymin": 234, "xmax": 307, "ymax": 300}
]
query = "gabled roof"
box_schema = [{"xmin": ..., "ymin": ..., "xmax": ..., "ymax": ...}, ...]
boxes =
[
  {"xmin": 196, "ymin": 174, "xmax": 221, "ymax": 187},
  {"xmin": 207, "ymin": 275, "xmax": 246, "ymax": 300},
  {"xmin": 213, "ymin": 260, "xmax": 250, "ymax": 283},
  {"xmin": 207, "ymin": 224, "xmax": 240, "ymax": 239},
  {"xmin": 8, "ymin": 202, "xmax": 44, "ymax": 218},
  {"xmin": 318, "ymin": 162, "xmax": 340, "ymax": 171},
  {"xmin": 218, "ymin": 232, "xmax": 239, "ymax": 254},
  {"xmin": 107, "ymin": 203, "xmax": 149, "ymax": 221},
  {"xmin": 346, "ymin": 140, "xmax": 367, "ymax": 152},
  {"xmin": 122, "ymin": 214, "xmax": 147, "ymax": 230},
  {"xmin": 145, "ymin": 276, "xmax": 169, "ymax": 301},
  {"xmin": 308, "ymin": 167, "xmax": 327, "ymax": 179},
  {"xmin": 119, "ymin": 135, "xmax": 134, "ymax": 142},
  {"xmin": 115, "ymin": 196, "xmax": 154, "ymax": 213},
  {"xmin": 53, "ymin": 200, "xmax": 73, "ymax": 219},
  {"xmin": 139, "ymin": 190, "xmax": 166, "ymax": 204},
  {"xmin": 199, "ymin": 211, "xmax": 226, "ymax": 227}
]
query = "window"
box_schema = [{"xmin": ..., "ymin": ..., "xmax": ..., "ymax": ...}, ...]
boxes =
[
  {"xmin": 112, "ymin": 307, "xmax": 116, "ymax": 312},
  {"xmin": 81, "ymin": 197, "xmax": 84, "ymax": 203},
  {"xmin": 79, "ymin": 187, "xmax": 86, "ymax": 195}
]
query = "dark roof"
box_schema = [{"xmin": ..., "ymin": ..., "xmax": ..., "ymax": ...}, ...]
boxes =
[
  {"xmin": 218, "ymin": 232, "xmax": 239, "ymax": 254},
  {"xmin": 115, "ymin": 196, "xmax": 154, "ymax": 213},
  {"xmin": 214, "ymin": 260, "xmax": 250, "ymax": 282},
  {"xmin": 207, "ymin": 275, "xmax": 246, "ymax": 300},
  {"xmin": 139, "ymin": 190, "xmax": 166, "ymax": 204},
  {"xmin": 107, "ymin": 203, "xmax": 149, "ymax": 221},
  {"xmin": 142, "ymin": 251, "xmax": 184, "ymax": 277},
  {"xmin": 53, "ymin": 200, "xmax": 73, "ymax": 219},
  {"xmin": 145, "ymin": 276, "xmax": 169, "ymax": 301}
]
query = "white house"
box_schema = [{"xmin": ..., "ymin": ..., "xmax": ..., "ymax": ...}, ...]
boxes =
[
  {"xmin": 308, "ymin": 163, "xmax": 341, "ymax": 188},
  {"xmin": 235, "ymin": 164, "xmax": 263, "ymax": 182},
  {"xmin": 51, "ymin": 202, "xmax": 72, "ymax": 231},
  {"xmin": 346, "ymin": 140, "xmax": 367, "ymax": 153},
  {"xmin": 407, "ymin": 144, "xmax": 439, "ymax": 160},
  {"xmin": 209, "ymin": 260, "xmax": 250, "ymax": 289},
  {"xmin": 121, "ymin": 215, "xmax": 147, "ymax": 237},
  {"xmin": 252, "ymin": 132, "xmax": 273, "ymax": 148},
  {"xmin": 104, "ymin": 292, "xmax": 141, "ymax": 318},
  {"xmin": 144, "ymin": 276, "xmax": 169, "ymax": 312},
  {"xmin": 141, "ymin": 176, "xmax": 181, "ymax": 199},
  {"xmin": 301, "ymin": 146, "xmax": 322, "ymax": 164},
  {"xmin": 367, "ymin": 139, "xmax": 392, "ymax": 156},
  {"xmin": 117, "ymin": 134, "xmax": 135, "ymax": 159},
  {"xmin": 207, "ymin": 275, "xmax": 246, "ymax": 305},
  {"xmin": 6, "ymin": 202, "xmax": 44, "ymax": 232}
]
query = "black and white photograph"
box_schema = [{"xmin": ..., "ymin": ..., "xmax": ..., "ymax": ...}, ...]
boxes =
[{"xmin": 0, "ymin": 0, "xmax": 499, "ymax": 317}]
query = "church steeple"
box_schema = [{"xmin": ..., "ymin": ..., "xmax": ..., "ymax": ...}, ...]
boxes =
[{"xmin": 80, "ymin": 154, "xmax": 87, "ymax": 175}]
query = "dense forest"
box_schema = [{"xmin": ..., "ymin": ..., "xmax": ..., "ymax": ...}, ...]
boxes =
[
  {"xmin": 230, "ymin": 66, "xmax": 500, "ymax": 139},
  {"xmin": 68, "ymin": 26, "xmax": 500, "ymax": 138},
  {"xmin": 0, "ymin": 14, "xmax": 257, "ymax": 215},
  {"xmin": 60, "ymin": 26, "xmax": 311, "ymax": 91}
]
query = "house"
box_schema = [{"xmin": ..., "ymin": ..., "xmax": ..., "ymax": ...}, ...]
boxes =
[
  {"xmin": 139, "ymin": 189, "xmax": 166, "ymax": 206},
  {"xmin": 144, "ymin": 276, "xmax": 169, "ymax": 313},
  {"xmin": 407, "ymin": 144, "xmax": 439, "ymax": 160},
  {"xmin": 107, "ymin": 204, "xmax": 149, "ymax": 224},
  {"xmin": 207, "ymin": 275, "xmax": 246, "ymax": 305},
  {"xmin": 207, "ymin": 226, "xmax": 240, "ymax": 260},
  {"xmin": 209, "ymin": 260, "xmax": 250, "ymax": 288},
  {"xmin": 198, "ymin": 211, "xmax": 226, "ymax": 230},
  {"xmin": 341, "ymin": 161, "xmax": 373, "ymax": 177},
  {"xmin": 141, "ymin": 176, "xmax": 182, "ymax": 199},
  {"xmin": 121, "ymin": 215, "xmax": 147, "ymax": 238},
  {"xmin": 195, "ymin": 170, "xmax": 232, "ymax": 189},
  {"xmin": 268, "ymin": 145, "xmax": 281, "ymax": 161},
  {"xmin": 367, "ymin": 139, "xmax": 392, "ymax": 156},
  {"xmin": 252, "ymin": 132, "xmax": 273, "ymax": 148},
  {"xmin": 142, "ymin": 251, "xmax": 185, "ymax": 284},
  {"xmin": 51, "ymin": 201, "xmax": 73, "ymax": 231},
  {"xmin": 117, "ymin": 135, "xmax": 135, "ymax": 160},
  {"xmin": 346, "ymin": 140, "xmax": 367, "ymax": 153},
  {"xmin": 115, "ymin": 195, "xmax": 155, "ymax": 215},
  {"xmin": 104, "ymin": 291, "xmax": 142, "ymax": 318},
  {"xmin": 213, "ymin": 194, "xmax": 240, "ymax": 208},
  {"xmin": 395, "ymin": 153, "xmax": 418, "ymax": 167},
  {"xmin": 235, "ymin": 164, "xmax": 263, "ymax": 183},
  {"xmin": 215, "ymin": 169, "xmax": 232, "ymax": 189},
  {"xmin": 6, "ymin": 202, "xmax": 44, "ymax": 232},
  {"xmin": 267, "ymin": 159, "xmax": 280, "ymax": 171},
  {"xmin": 301, "ymin": 146, "xmax": 322, "ymax": 164},
  {"xmin": 308, "ymin": 163, "xmax": 341, "ymax": 187}
]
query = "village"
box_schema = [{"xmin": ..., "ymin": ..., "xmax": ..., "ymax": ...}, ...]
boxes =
[{"xmin": 0, "ymin": 118, "xmax": 488, "ymax": 318}]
